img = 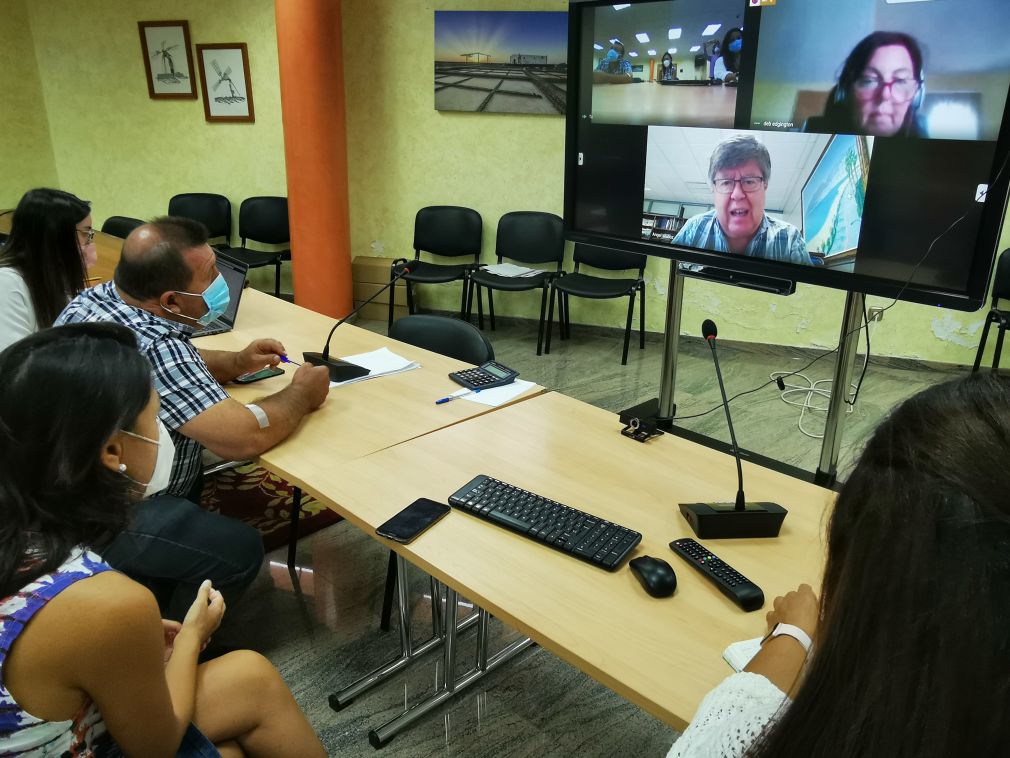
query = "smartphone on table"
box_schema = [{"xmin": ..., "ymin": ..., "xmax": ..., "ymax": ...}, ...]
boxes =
[
  {"xmin": 375, "ymin": 498, "xmax": 451, "ymax": 543},
  {"xmin": 235, "ymin": 366, "xmax": 285, "ymax": 384}
]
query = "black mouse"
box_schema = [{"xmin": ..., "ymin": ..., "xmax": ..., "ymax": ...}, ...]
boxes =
[{"xmin": 629, "ymin": 555, "xmax": 677, "ymax": 598}]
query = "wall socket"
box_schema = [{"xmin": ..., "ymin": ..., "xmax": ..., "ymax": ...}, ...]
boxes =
[{"xmin": 868, "ymin": 306, "xmax": 884, "ymax": 323}]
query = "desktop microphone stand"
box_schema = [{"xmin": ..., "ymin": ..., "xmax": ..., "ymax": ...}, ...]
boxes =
[
  {"xmin": 679, "ymin": 321, "xmax": 787, "ymax": 539},
  {"xmin": 304, "ymin": 266, "xmax": 414, "ymax": 383}
]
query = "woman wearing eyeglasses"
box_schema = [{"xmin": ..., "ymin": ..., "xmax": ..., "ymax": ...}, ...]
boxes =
[
  {"xmin": 804, "ymin": 32, "xmax": 927, "ymax": 138},
  {"xmin": 0, "ymin": 188, "xmax": 98, "ymax": 352}
]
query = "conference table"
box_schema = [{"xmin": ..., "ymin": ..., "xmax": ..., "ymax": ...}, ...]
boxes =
[
  {"xmin": 592, "ymin": 80, "xmax": 738, "ymax": 128},
  {"xmin": 201, "ymin": 288, "xmax": 832, "ymax": 745}
]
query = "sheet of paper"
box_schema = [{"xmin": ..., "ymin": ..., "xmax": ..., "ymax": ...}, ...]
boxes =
[
  {"xmin": 449, "ymin": 378, "xmax": 535, "ymax": 407},
  {"xmin": 723, "ymin": 637, "xmax": 763, "ymax": 672},
  {"xmin": 483, "ymin": 263, "xmax": 539, "ymax": 278},
  {"xmin": 330, "ymin": 347, "xmax": 420, "ymax": 387}
]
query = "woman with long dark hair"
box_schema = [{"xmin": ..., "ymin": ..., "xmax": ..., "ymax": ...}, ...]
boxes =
[
  {"xmin": 713, "ymin": 28, "xmax": 743, "ymax": 84},
  {"xmin": 0, "ymin": 188, "xmax": 97, "ymax": 351},
  {"xmin": 804, "ymin": 31, "xmax": 927, "ymax": 137},
  {"xmin": 668, "ymin": 373, "xmax": 1010, "ymax": 757},
  {"xmin": 0, "ymin": 323, "xmax": 326, "ymax": 757}
]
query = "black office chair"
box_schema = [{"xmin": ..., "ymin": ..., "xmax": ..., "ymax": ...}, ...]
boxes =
[
  {"xmin": 389, "ymin": 314, "xmax": 495, "ymax": 364},
  {"xmin": 168, "ymin": 193, "xmax": 232, "ymax": 246},
  {"xmin": 467, "ymin": 211, "xmax": 564, "ymax": 355},
  {"xmin": 545, "ymin": 243, "xmax": 647, "ymax": 365},
  {"xmin": 972, "ymin": 248, "xmax": 1010, "ymax": 373},
  {"xmin": 388, "ymin": 206, "xmax": 483, "ymax": 330},
  {"xmin": 379, "ymin": 314, "xmax": 495, "ymax": 630},
  {"xmin": 219, "ymin": 197, "xmax": 290, "ymax": 297},
  {"xmin": 100, "ymin": 215, "xmax": 145, "ymax": 239}
]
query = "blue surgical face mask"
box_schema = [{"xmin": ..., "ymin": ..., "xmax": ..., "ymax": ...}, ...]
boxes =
[
  {"xmin": 728, "ymin": 38, "xmax": 742, "ymax": 54},
  {"xmin": 606, "ymin": 48, "xmax": 619, "ymax": 60},
  {"xmin": 166, "ymin": 272, "xmax": 231, "ymax": 327}
]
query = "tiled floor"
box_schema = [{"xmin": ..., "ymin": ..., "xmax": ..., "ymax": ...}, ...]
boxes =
[{"xmin": 217, "ymin": 314, "xmax": 966, "ymax": 757}]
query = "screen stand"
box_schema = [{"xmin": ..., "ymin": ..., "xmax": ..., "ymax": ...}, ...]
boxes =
[
  {"xmin": 814, "ymin": 291, "xmax": 865, "ymax": 487},
  {"xmin": 618, "ymin": 261, "xmax": 684, "ymax": 432}
]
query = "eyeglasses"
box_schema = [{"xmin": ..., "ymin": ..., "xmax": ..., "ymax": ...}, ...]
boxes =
[
  {"xmin": 853, "ymin": 76, "xmax": 921, "ymax": 103},
  {"xmin": 76, "ymin": 227, "xmax": 95, "ymax": 244},
  {"xmin": 712, "ymin": 176, "xmax": 765, "ymax": 194}
]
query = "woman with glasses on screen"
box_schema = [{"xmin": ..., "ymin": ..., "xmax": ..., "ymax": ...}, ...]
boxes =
[
  {"xmin": 804, "ymin": 32, "xmax": 927, "ymax": 138},
  {"xmin": 0, "ymin": 188, "xmax": 98, "ymax": 351}
]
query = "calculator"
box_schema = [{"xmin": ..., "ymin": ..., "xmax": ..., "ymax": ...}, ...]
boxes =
[{"xmin": 448, "ymin": 361, "xmax": 519, "ymax": 390}]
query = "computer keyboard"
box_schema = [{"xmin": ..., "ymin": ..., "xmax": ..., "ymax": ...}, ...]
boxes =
[{"xmin": 448, "ymin": 475, "xmax": 642, "ymax": 571}]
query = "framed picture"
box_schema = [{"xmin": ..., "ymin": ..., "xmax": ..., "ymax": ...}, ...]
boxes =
[
  {"xmin": 196, "ymin": 43, "xmax": 255, "ymax": 123},
  {"xmin": 800, "ymin": 134, "xmax": 872, "ymax": 258},
  {"xmin": 433, "ymin": 11, "xmax": 568, "ymax": 115},
  {"xmin": 138, "ymin": 21, "xmax": 197, "ymax": 99}
]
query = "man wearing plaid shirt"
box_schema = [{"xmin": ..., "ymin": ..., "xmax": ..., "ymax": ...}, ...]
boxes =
[{"xmin": 57, "ymin": 216, "xmax": 330, "ymax": 619}]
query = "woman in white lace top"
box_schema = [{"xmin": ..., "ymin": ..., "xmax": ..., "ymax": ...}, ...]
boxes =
[{"xmin": 669, "ymin": 374, "xmax": 1010, "ymax": 757}]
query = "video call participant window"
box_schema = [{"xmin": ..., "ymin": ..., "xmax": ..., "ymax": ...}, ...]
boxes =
[
  {"xmin": 643, "ymin": 127, "xmax": 874, "ymax": 271},
  {"xmin": 590, "ymin": 0, "xmax": 747, "ymax": 128},
  {"xmin": 749, "ymin": 0, "xmax": 1010, "ymax": 140}
]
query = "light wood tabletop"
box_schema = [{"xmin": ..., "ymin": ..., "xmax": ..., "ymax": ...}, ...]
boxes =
[
  {"xmin": 307, "ymin": 391, "xmax": 831, "ymax": 731},
  {"xmin": 0, "ymin": 210, "xmax": 121, "ymax": 285},
  {"xmin": 198, "ymin": 289, "xmax": 544, "ymax": 470}
]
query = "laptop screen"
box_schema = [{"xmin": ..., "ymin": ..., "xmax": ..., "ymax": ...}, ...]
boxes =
[{"xmin": 216, "ymin": 254, "xmax": 248, "ymax": 326}]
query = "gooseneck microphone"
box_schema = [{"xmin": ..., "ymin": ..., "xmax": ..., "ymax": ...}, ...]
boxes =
[
  {"xmin": 702, "ymin": 319, "xmax": 746, "ymax": 512},
  {"xmin": 303, "ymin": 265, "xmax": 413, "ymax": 382},
  {"xmin": 679, "ymin": 319, "xmax": 788, "ymax": 539}
]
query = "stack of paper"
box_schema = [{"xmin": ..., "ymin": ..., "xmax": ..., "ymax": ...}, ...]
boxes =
[
  {"xmin": 482, "ymin": 263, "xmax": 542, "ymax": 278},
  {"xmin": 331, "ymin": 347, "xmax": 419, "ymax": 387},
  {"xmin": 723, "ymin": 637, "xmax": 763, "ymax": 672}
]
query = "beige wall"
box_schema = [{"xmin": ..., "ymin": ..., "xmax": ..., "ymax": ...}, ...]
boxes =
[
  {"xmin": 8, "ymin": 0, "xmax": 1009, "ymax": 364},
  {"xmin": 341, "ymin": 0, "xmax": 1010, "ymax": 365},
  {"xmin": 14, "ymin": 0, "xmax": 288, "ymax": 291},
  {"xmin": 1, "ymin": 0, "xmax": 58, "ymax": 208}
]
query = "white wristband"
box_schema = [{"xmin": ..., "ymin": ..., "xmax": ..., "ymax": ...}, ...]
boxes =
[
  {"xmin": 245, "ymin": 403, "xmax": 270, "ymax": 429},
  {"xmin": 764, "ymin": 623, "xmax": 813, "ymax": 654}
]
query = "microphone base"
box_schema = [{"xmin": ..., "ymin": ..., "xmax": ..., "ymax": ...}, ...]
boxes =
[
  {"xmin": 679, "ymin": 501, "xmax": 787, "ymax": 539},
  {"xmin": 302, "ymin": 352, "xmax": 370, "ymax": 383}
]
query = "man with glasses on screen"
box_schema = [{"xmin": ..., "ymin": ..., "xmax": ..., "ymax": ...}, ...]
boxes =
[{"xmin": 672, "ymin": 134, "xmax": 810, "ymax": 265}]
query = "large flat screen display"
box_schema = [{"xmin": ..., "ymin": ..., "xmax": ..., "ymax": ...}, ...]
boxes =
[{"xmin": 565, "ymin": 0, "xmax": 1010, "ymax": 310}]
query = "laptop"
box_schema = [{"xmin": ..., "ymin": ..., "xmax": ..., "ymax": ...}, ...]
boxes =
[{"xmin": 191, "ymin": 252, "xmax": 249, "ymax": 338}]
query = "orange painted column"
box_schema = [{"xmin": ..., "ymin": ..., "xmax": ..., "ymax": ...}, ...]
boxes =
[{"xmin": 275, "ymin": 0, "xmax": 352, "ymax": 318}]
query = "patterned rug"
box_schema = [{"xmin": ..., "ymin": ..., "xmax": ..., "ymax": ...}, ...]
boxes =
[{"xmin": 200, "ymin": 463, "xmax": 342, "ymax": 552}]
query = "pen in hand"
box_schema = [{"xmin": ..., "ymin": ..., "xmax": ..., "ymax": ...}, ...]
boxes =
[
  {"xmin": 279, "ymin": 355, "xmax": 301, "ymax": 366},
  {"xmin": 435, "ymin": 388, "xmax": 481, "ymax": 404}
]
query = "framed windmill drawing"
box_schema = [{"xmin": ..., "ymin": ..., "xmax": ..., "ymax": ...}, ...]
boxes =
[
  {"xmin": 196, "ymin": 44, "xmax": 255, "ymax": 123},
  {"xmin": 138, "ymin": 21, "xmax": 196, "ymax": 99}
]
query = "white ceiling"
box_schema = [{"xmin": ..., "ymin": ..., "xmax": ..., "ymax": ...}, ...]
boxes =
[
  {"xmin": 593, "ymin": 0, "xmax": 746, "ymax": 58},
  {"xmin": 644, "ymin": 128, "xmax": 830, "ymax": 215}
]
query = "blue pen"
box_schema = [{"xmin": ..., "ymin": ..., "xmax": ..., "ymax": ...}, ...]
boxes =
[
  {"xmin": 435, "ymin": 388, "xmax": 481, "ymax": 404},
  {"xmin": 279, "ymin": 355, "xmax": 301, "ymax": 366}
]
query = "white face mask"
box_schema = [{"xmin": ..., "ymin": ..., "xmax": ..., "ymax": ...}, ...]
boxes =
[
  {"xmin": 663, "ymin": 59, "xmax": 671, "ymax": 67},
  {"xmin": 120, "ymin": 418, "xmax": 175, "ymax": 498}
]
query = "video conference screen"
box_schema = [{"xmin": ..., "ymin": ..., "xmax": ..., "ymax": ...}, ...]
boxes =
[{"xmin": 566, "ymin": 0, "xmax": 1010, "ymax": 309}]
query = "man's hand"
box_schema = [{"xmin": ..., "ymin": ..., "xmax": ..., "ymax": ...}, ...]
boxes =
[
  {"xmin": 235, "ymin": 338, "xmax": 286, "ymax": 376},
  {"xmin": 764, "ymin": 583, "xmax": 820, "ymax": 639},
  {"xmin": 289, "ymin": 363, "xmax": 331, "ymax": 411}
]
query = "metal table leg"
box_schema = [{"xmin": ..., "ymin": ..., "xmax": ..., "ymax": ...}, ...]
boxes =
[
  {"xmin": 329, "ymin": 555, "xmax": 477, "ymax": 710},
  {"xmin": 366, "ymin": 588, "xmax": 534, "ymax": 748}
]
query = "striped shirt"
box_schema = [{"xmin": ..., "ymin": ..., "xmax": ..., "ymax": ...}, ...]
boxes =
[
  {"xmin": 672, "ymin": 210, "xmax": 811, "ymax": 265},
  {"xmin": 55, "ymin": 282, "xmax": 227, "ymax": 497}
]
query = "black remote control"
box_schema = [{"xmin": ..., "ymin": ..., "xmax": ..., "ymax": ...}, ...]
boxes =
[{"xmin": 669, "ymin": 538, "xmax": 764, "ymax": 612}]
